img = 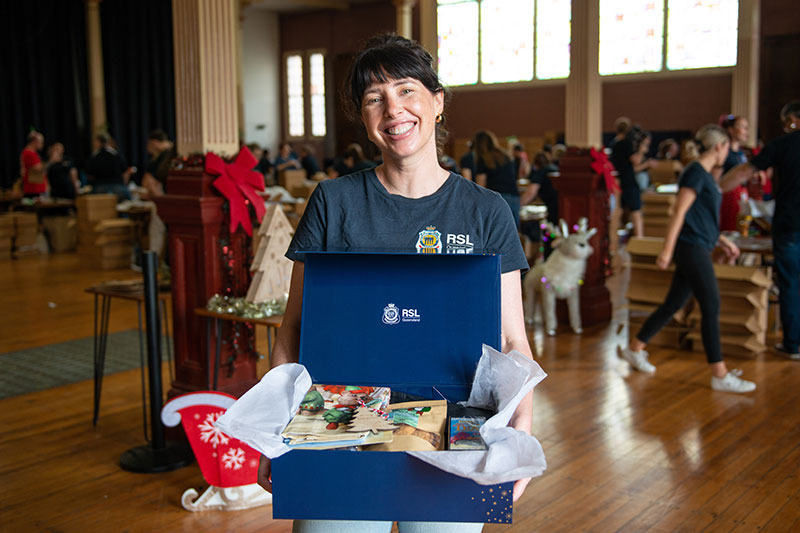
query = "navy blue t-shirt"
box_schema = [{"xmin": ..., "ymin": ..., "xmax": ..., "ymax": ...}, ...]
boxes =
[
  {"xmin": 751, "ymin": 131, "xmax": 800, "ymax": 236},
  {"xmin": 475, "ymin": 155, "xmax": 519, "ymax": 196},
  {"xmin": 287, "ymin": 169, "xmax": 528, "ymax": 274},
  {"xmin": 677, "ymin": 161, "xmax": 721, "ymax": 251},
  {"xmin": 610, "ymin": 138, "xmax": 635, "ymax": 190}
]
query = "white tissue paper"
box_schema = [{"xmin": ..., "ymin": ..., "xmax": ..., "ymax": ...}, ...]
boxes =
[
  {"xmin": 214, "ymin": 363, "xmax": 312, "ymax": 459},
  {"xmin": 214, "ymin": 345, "xmax": 547, "ymax": 485},
  {"xmin": 408, "ymin": 344, "xmax": 548, "ymax": 485}
]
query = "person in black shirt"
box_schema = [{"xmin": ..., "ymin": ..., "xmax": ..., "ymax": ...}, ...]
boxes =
[
  {"xmin": 474, "ymin": 130, "xmax": 520, "ymax": 227},
  {"xmin": 299, "ymin": 144, "xmax": 322, "ymax": 177},
  {"xmin": 610, "ymin": 122, "xmax": 657, "ymax": 237},
  {"xmin": 142, "ymin": 129, "xmax": 175, "ymax": 197},
  {"xmin": 620, "ymin": 124, "xmax": 756, "ymax": 393},
  {"xmin": 46, "ymin": 143, "xmax": 78, "ymax": 200},
  {"xmin": 723, "ymin": 101, "xmax": 800, "ymax": 360},
  {"xmin": 86, "ymin": 133, "xmax": 130, "ymax": 201}
]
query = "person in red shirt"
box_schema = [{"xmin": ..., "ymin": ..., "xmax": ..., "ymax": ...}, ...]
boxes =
[{"xmin": 20, "ymin": 131, "xmax": 47, "ymax": 196}]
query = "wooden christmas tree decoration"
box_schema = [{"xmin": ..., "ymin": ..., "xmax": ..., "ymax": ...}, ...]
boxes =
[
  {"xmin": 245, "ymin": 204, "xmax": 294, "ymax": 304},
  {"xmin": 346, "ymin": 407, "xmax": 397, "ymax": 435}
]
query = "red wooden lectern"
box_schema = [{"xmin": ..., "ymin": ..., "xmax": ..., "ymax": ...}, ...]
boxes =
[
  {"xmin": 155, "ymin": 167, "xmax": 258, "ymax": 398},
  {"xmin": 552, "ymin": 148, "xmax": 612, "ymax": 327}
]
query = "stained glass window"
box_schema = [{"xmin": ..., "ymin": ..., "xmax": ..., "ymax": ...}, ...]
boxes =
[
  {"xmin": 666, "ymin": 0, "xmax": 738, "ymax": 70},
  {"xmin": 536, "ymin": 0, "xmax": 571, "ymax": 80},
  {"xmin": 481, "ymin": 0, "xmax": 534, "ymax": 84},
  {"xmin": 599, "ymin": 0, "xmax": 664, "ymax": 75},
  {"xmin": 309, "ymin": 53, "xmax": 326, "ymax": 137},
  {"xmin": 286, "ymin": 54, "xmax": 304, "ymax": 138},
  {"xmin": 437, "ymin": 0, "xmax": 479, "ymax": 86}
]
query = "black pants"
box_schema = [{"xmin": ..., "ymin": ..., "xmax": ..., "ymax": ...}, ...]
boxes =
[{"xmin": 636, "ymin": 241, "xmax": 722, "ymax": 364}]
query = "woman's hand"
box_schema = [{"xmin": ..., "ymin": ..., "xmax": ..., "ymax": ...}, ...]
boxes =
[
  {"xmin": 718, "ymin": 235, "xmax": 740, "ymax": 262},
  {"xmin": 257, "ymin": 455, "xmax": 273, "ymax": 493},
  {"xmin": 656, "ymin": 249, "xmax": 672, "ymax": 269}
]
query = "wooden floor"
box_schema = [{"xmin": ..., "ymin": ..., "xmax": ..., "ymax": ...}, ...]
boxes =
[{"xmin": 2, "ymin": 252, "xmax": 800, "ymax": 532}]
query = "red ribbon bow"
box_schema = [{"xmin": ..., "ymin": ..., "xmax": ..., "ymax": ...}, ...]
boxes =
[
  {"xmin": 205, "ymin": 147, "xmax": 266, "ymax": 236},
  {"xmin": 589, "ymin": 147, "xmax": 621, "ymax": 194}
]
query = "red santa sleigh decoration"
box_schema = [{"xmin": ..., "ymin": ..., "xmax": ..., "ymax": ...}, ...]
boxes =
[{"xmin": 161, "ymin": 391, "xmax": 272, "ymax": 511}]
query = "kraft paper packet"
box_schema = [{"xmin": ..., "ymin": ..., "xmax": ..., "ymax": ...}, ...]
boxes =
[{"xmin": 367, "ymin": 400, "xmax": 447, "ymax": 452}]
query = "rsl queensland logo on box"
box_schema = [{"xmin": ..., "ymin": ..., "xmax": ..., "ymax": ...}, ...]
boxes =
[{"xmin": 382, "ymin": 303, "xmax": 421, "ymax": 324}]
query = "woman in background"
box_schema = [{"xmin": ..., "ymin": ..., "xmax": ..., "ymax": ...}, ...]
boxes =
[
  {"xmin": 474, "ymin": 130, "xmax": 520, "ymax": 227},
  {"xmin": 618, "ymin": 124, "xmax": 756, "ymax": 394}
]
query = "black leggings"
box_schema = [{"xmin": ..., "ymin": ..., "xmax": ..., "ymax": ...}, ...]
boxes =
[{"xmin": 636, "ymin": 241, "xmax": 722, "ymax": 364}]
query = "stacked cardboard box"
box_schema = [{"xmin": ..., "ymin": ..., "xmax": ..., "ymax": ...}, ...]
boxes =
[
  {"xmin": 13, "ymin": 212, "xmax": 39, "ymax": 250},
  {"xmin": 0, "ymin": 214, "xmax": 13, "ymax": 257},
  {"xmin": 42, "ymin": 216, "xmax": 78, "ymax": 253},
  {"xmin": 642, "ymin": 192, "xmax": 675, "ymax": 238},
  {"xmin": 626, "ymin": 237, "xmax": 691, "ymax": 347},
  {"xmin": 687, "ymin": 264, "xmax": 771, "ymax": 356},
  {"xmin": 76, "ymin": 194, "xmax": 132, "ymax": 269}
]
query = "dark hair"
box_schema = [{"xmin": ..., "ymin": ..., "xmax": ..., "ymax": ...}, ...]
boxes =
[
  {"xmin": 625, "ymin": 125, "xmax": 650, "ymax": 152},
  {"xmin": 95, "ymin": 132, "xmax": 111, "ymax": 147},
  {"xmin": 473, "ymin": 130, "xmax": 510, "ymax": 170},
  {"xmin": 148, "ymin": 129, "xmax": 168, "ymax": 142},
  {"xmin": 533, "ymin": 151, "xmax": 551, "ymax": 168},
  {"xmin": 345, "ymin": 33, "xmax": 450, "ymax": 151},
  {"xmin": 719, "ymin": 114, "xmax": 742, "ymax": 130},
  {"xmin": 780, "ymin": 101, "xmax": 800, "ymax": 123}
]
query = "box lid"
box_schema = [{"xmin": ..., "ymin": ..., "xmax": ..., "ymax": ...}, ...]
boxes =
[{"xmin": 299, "ymin": 252, "xmax": 501, "ymax": 399}]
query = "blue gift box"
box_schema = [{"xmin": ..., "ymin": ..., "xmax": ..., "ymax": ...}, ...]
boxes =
[{"xmin": 271, "ymin": 252, "xmax": 515, "ymax": 524}]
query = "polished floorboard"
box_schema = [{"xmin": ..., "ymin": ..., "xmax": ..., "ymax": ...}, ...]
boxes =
[{"xmin": 1, "ymin": 253, "xmax": 799, "ymax": 532}]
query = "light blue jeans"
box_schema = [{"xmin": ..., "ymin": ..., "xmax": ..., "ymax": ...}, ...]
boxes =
[{"xmin": 293, "ymin": 520, "xmax": 484, "ymax": 533}]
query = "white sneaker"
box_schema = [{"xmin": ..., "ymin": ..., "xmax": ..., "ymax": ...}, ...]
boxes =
[
  {"xmin": 711, "ymin": 369, "xmax": 756, "ymax": 393},
  {"xmin": 618, "ymin": 346, "xmax": 656, "ymax": 374}
]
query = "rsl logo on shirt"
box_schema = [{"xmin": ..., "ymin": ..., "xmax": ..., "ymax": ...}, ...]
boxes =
[{"xmin": 416, "ymin": 225, "xmax": 442, "ymax": 254}]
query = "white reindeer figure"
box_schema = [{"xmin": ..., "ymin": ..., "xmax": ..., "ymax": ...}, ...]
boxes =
[{"xmin": 524, "ymin": 217, "xmax": 597, "ymax": 335}]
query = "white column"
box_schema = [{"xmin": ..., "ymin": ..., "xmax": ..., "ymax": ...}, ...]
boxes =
[
  {"xmin": 564, "ymin": 0, "xmax": 601, "ymax": 148},
  {"xmin": 172, "ymin": 0, "xmax": 239, "ymax": 156},
  {"xmin": 393, "ymin": 0, "xmax": 418, "ymax": 40},
  {"xmin": 731, "ymin": 0, "xmax": 760, "ymax": 146},
  {"xmin": 419, "ymin": 0, "xmax": 438, "ymax": 61},
  {"xmin": 86, "ymin": 0, "xmax": 106, "ymax": 136}
]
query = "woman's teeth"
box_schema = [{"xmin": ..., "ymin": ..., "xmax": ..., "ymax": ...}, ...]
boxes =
[{"xmin": 386, "ymin": 124, "xmax": 413, "ymax": 135}]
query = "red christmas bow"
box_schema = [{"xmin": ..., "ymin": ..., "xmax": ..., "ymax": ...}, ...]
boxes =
[
  {"xmin": 206, "ymin": 147, "xmax": 266, "ymax": 236},
  {"xmin": 589, "ymin": 147, "xmax": 620, "ymax": 194}
]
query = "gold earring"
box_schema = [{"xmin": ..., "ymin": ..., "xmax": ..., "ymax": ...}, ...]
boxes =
[{"xmin": 435, "ymin": 114, "xmax": 443, "ymax": 124}]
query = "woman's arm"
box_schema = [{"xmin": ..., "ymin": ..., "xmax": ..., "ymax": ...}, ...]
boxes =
[
  {"xmin": 475, "ymin": 172, "xmax": 487, "ymax": 188},
  {"xmin": 720, "ymin": 162, "xmax": 756, "ymax": 193},
  {"xmin": 500, "ymin": 270, "xmax": 535, "ymax": 502},
  {"xmin": 657, "ymin": 187, "xmax": 697, "ymax": 269},
  {"xmin": 270, "ymin": 262, "xmax": 305, "ymax": 368},
  {"xmin": 257, "ymin": 261, "xmax": 305, "ymax": 493}
]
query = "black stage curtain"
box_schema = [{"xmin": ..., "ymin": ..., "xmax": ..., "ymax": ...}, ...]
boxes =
[
  {"xmin": 0, "ymin": 0, "xmax": 90, "ymax": 191},
  {"xmin": 100, "ymin": 0, "xmax": 175, "ymax": 183}
]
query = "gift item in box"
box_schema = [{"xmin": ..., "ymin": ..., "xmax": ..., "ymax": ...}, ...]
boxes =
[
  {"xmin": 270, "ymin": 252, "xmax": 516, "ymax": 524},
  {"xmin": 76, "ymin": 194, "xmax": 118, "ymax": 222}
]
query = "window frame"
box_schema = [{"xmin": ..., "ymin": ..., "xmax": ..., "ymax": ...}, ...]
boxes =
[{"xmin": 282, "ymin": 48, "xmax": 329, "ymax": 142}]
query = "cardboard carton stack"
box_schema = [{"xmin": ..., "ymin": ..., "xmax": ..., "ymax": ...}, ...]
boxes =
[
  {"xmin": 687, "ymin": 264, "xmax": 771, "ymax": 356},
  {"xmin": 11, "ymin": 212, "xmax": 40, "ymax": 255},
  {"xmin": 0, "ymin": 214, "xmax": 14, "ymax": 257},
  {"xmin": 625, "ymin": 237, "xmax": 691, "ymax": 347},
  {"xmin": 76, "ymin": 194, "xmax": 133, "ymax": 269},
  {"xmin": 246, "ymin": 203, "xmax": 294, "ymax": 303},
  {"xmin": 642, "ymin": 191, "xmax": 676, "ymax": 238}
]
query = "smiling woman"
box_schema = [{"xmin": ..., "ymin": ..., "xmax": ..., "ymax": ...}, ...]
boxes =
[{"xmin": 257, "ymin": 34, "xmax": 535, "ymax": 532}]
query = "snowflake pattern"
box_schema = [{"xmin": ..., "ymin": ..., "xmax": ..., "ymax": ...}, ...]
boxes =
[
  {"xmin": 221, "ymin": 447, "xmax": 246, "ymax": 470},
  {"xmin": 198, "ymin": 411, "xmax": 230, "ymax": 449}
]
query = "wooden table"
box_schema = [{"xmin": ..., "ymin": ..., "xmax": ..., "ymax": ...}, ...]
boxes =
[
  {"xmin": 194, "ymin": 308, "xmax": 283, "ymax": 390},
  {"xmin": 85, "ymin": 281, "xmax": 172, "ymax": 430}
]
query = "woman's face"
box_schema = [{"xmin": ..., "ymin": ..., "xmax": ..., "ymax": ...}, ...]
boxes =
[
  {"xmin": 730, "ymin": 119, "xmax": 749, "ymax": 144},
  {"xmin": 715, "ymin": 139, "xmax": 731, "ymax": 166},
  {"xmin": 360, "ymin": 76, "xmax": 443, "ymax": 163},
  {"xmin": 280, "ymin": 144, "xmax": 291, "ymax": 158}
]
